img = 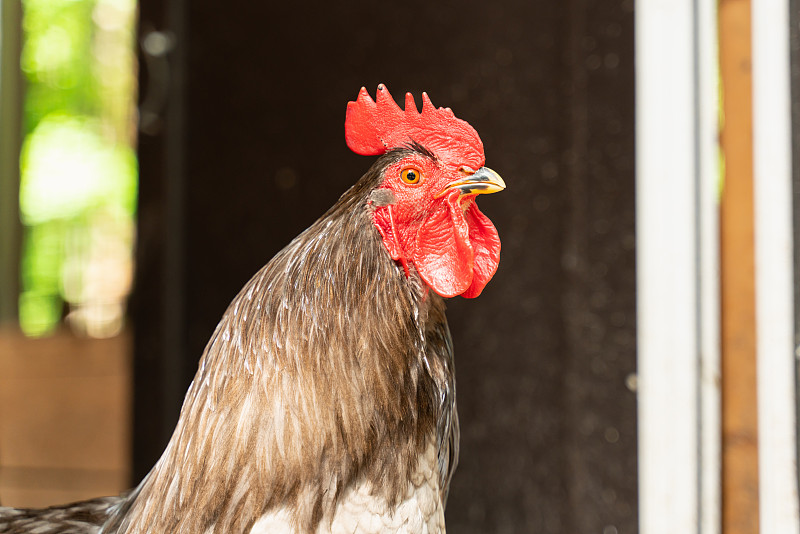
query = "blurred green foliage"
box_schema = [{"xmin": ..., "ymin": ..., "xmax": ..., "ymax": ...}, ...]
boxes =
[{"xmin": 19, "ymin": 0, "xmax": 137, "ymax": 337}]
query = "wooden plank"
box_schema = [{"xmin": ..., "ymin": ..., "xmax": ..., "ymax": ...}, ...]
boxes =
[
  {"xmin": 0, "ymin": 329, "xmax": 132, "ymax": 507},
  {"xmin": 719, "ymin": 0, "xmax": 760, "ymax": 532}
]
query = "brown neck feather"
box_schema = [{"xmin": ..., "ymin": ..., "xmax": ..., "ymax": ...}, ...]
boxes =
[{"xmin": 104, "ymin": 154, "xmax": 452, "ymax": 533}]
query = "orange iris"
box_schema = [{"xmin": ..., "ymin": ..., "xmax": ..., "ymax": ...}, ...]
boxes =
[{"xmin": 400, "ymin": 167, "xmax": 423, "ymax": 185}]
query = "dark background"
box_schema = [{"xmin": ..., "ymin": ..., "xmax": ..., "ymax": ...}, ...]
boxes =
[{"xmin": 131, "ymin": 0, "xmax": 638, "ymax": 532}]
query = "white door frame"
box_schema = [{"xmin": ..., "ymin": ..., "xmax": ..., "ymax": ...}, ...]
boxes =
[
  {"xmin": 753, "ymin": 0, "xmax": 800, "ymax": 532},
  {"xmin": 636, "ymin": 1, "xmax": 720, "ymax": 532}
]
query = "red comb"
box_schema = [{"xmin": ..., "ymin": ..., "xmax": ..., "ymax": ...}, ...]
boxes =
[{"xmin": 345, "ymin": 84, "xmax": 484, "ymax": 167}]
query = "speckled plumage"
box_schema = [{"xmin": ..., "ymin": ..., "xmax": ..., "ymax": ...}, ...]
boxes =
[{"xmin": 0, "ymin": 497, "xmax": 123, "ymax": 533}]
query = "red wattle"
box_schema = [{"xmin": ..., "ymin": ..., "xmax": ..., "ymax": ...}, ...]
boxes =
[
  {"xmin": 459, "ymin": 203, "xmax": 501, "ymax": 298},
  {"xmin": 373, "ymin": 194, "xmax": 500, "ymax": 299},
  {"xmin": 412, "ymin": 194, "xmax": 474, "ymax": 298}
]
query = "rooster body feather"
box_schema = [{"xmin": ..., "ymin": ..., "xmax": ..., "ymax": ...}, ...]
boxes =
[
  {"xmin": 0, "ymin": 86, "xmax": 503, "ymax": 534},
  {"xmin": 0, "ymin": 497, "xmax": 121, "ymax": 533}
]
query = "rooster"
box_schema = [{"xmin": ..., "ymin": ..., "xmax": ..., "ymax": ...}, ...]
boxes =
[{"xmin": 0, "ymin": 84, "xmax": 505, "ymax": 533}]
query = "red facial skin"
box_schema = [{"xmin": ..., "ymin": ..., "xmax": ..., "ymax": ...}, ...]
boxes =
[{"xmin": 370, "ymin": 154, "xmax": 501, "ymax": 299}]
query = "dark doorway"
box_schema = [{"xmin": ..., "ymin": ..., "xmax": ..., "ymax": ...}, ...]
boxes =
[{"xmin": 131, "ymin": 1, "xmax": 637, "ymax": 532}]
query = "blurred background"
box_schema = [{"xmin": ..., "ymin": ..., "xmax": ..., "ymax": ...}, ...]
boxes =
[{"xmin": 0, "ymin": 0, "xmax": 797, "ymax": 533}]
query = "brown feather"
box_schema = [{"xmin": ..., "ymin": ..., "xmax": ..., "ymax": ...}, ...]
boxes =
[{"xmin": 100, "ymin": 149, "xmax": 459, "ymax": 533}]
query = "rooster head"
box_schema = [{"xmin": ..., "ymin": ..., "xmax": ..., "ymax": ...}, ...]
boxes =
[{"xmin": 345, "ymin": 84, "xmax": 505, "ymax": 298}]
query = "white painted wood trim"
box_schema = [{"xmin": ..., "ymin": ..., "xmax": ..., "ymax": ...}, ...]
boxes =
[
  {"xmin": 752, "ymin": 0, "xmax": 800, "ymax": 532},
  {"xmin": 636, "ymin": 1, "xmax": 698, "ymax": 533},
  {"xmin": 697, "ymin": 0, "xmax": 721, "ymax": 532},
  {"xmin": 636, "ymin": 1, "xmax": 720, "ymax": 533}
]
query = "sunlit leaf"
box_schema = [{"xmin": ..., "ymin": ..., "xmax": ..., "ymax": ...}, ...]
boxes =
[{"xmin": 18, "ymin": 0, "xmax": 138, "ymax": 338}]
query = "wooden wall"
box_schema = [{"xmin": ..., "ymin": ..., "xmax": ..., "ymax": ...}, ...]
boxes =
[{"xmin": 0, "ymin": 329, "xmax": 131, "ymax": 506}]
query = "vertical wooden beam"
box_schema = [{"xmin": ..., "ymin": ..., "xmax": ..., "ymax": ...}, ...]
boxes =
[
  {"xmin": 0, "ymin": 0, "xmax": 23, "ymax": 325},
  {"xmin": 719, "ymin": 0, "xmax": 760, "ymax": 532}
]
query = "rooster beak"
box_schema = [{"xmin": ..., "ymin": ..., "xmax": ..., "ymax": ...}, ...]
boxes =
[{"xmin": 435, "ymin": 167, "xmax": 506, "ymax": 198}]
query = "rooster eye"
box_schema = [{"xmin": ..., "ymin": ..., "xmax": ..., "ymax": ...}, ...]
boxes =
[{"xmin": 400, "ymin": 167, "xmax": 423, "ymax": 185}]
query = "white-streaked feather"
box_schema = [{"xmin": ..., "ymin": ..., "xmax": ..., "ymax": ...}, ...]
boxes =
[{"xmin": 250, "ymin": 442, "xmax": 444, "ymax": 534}]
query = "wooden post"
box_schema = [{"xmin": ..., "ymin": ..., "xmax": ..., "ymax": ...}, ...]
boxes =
[
  {"xmin": 0, "ymin": 0, "xmax": 23, "ymax": 325},
  {"xmin": 719, "ymin": 0, "xmax": 760, "ymax": 532}
]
